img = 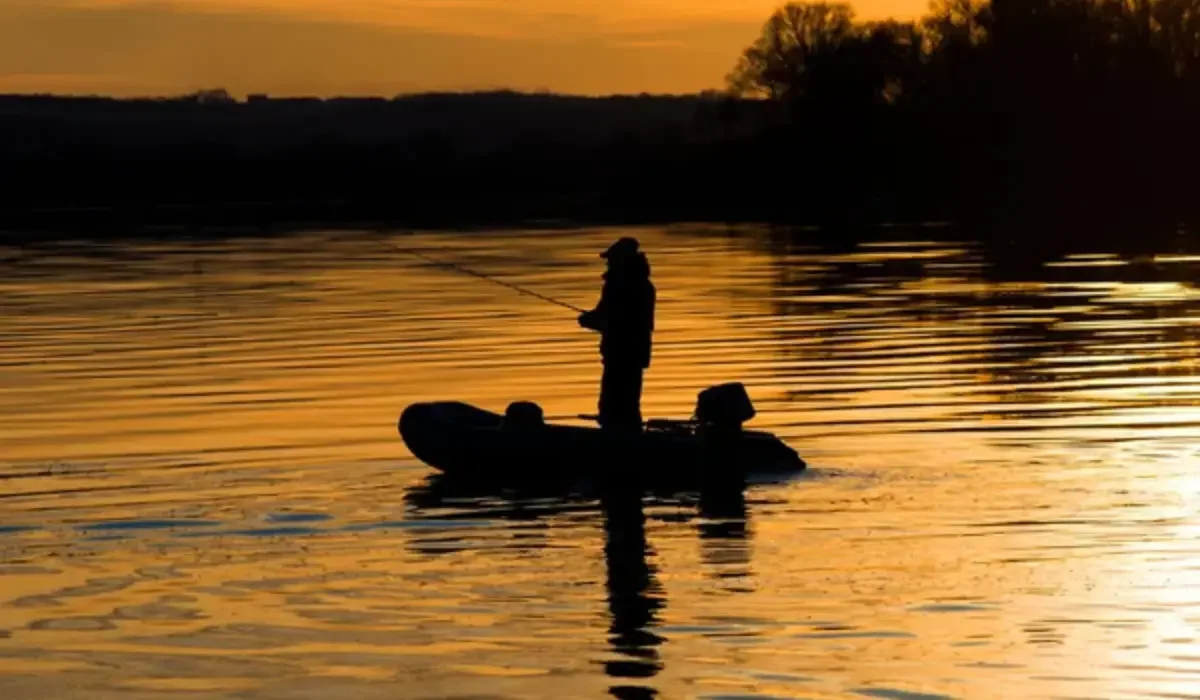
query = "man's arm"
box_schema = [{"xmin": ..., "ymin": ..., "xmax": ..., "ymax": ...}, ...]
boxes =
[{"xmin": 578, "ymin": 295, "xmax": 608, "ymax": 332}]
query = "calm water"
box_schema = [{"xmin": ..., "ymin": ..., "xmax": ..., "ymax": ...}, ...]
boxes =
[{"xmin": 3, "ymin": 225, "xmax": 1200, "ymax": 700}]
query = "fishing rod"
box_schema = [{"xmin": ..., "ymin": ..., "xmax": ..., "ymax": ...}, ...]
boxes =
[{"xmin": 380, "ymin": 238, "xmax": 586, "ymax": 314}]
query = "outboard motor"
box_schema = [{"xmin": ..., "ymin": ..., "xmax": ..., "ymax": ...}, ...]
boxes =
[
  {"xmin": 694, "ymin": 382, "xmax": 756, "ymax": 434},
  {"xmin": 694, "ymin": 382, "xmax": 757, "ymax": 486}
]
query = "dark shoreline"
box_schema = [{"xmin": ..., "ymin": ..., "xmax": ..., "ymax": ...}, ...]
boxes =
[
  {"xmin": 0, "ymin": 194, "xmax": 940, "ymax": 243},
  {"xmin": 1, "ymin": 201, "xmax": 1189, "ymax": 258},
  {"xmin": 3, "ymin": 87, "xmax": 1196, "ymax": 247}
]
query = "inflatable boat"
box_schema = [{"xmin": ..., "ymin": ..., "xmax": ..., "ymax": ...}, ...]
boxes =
[{"xmin": 397, "ymin": 383, "xmax": 805, "ymax": 486}]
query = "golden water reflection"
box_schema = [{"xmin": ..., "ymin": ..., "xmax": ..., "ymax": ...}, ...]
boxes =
[{"xmin": 3, "ymin": 225, "xmax": 1200, "ymax": 699}]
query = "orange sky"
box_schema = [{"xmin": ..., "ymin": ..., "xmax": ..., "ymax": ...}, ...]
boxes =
[{"xmin": 0, "ymin": 0, "xmax": 928, "ymax": 97}]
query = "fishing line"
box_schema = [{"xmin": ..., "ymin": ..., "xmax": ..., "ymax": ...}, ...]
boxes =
[{"xmin": 378, "ymin": 236, "xmax": 586, "ymax": 314}]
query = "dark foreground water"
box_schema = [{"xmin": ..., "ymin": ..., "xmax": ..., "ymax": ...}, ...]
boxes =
[{"xmin": 3, "ymin": 225, "xmax": 1200, "ymax": 699}]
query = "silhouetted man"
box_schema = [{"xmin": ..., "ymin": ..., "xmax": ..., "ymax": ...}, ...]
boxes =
[{"xmin": 579, "ymin": 237, "xmax": 656, "ymax": 432}]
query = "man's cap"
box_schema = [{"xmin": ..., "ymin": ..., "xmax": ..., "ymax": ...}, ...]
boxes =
[{"xmin": 601, "ymin": 237, "xmax": 640, "ymax": 259}]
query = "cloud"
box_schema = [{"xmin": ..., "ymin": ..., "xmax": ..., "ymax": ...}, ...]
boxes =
[
  {"xmin": 41, "ymin": 0, "xmax": 782, "ymax": 40},
  {"xmin": 0, "ymin": 2, "xmax": 766, "ymax": 96},
  {"xmin": 0, "ymin": 72, "xmax": 144, "ymax": 94},
  {"xmin": 613, "ymin": 39, "xmax": 690, "ymax": 50}
]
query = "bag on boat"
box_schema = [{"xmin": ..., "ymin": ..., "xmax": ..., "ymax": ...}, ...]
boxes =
[{"xmin": 503, "ymin": 401, "xmax": 545, "ymax": 431}]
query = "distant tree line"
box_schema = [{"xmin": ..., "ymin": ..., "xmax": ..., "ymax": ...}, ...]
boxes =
[
  {"xmin": 0, "ymin": 91, "xmax": 744, "ymax": 235},
  {"xmin": 1, "ymin": 0, "xmax": 1198, "ymax": 238},
  {"xmin": 720, "ymin": 0, "xmax": 1200, "ymax": 229}
]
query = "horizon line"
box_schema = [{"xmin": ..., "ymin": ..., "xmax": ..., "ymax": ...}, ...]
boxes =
[{"xmin": 0, "ymin": 88, "xmax": 754, "ymax": 103}]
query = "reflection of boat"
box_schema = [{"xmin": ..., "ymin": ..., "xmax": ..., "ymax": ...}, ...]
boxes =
[
  {"xmin": 398, "ymin": 383, "xmax": 806, "ymax": 486},
  {"xmin": 401, "ymin": 473, "xmax": 761, "ymax": 700},
  {"xmin": 402, "ymin": 473, "xmax": 600, "ymax": 522},
  {"xmin": 401, "ymin": 474, "xmax": 673, "ymax": 700}
]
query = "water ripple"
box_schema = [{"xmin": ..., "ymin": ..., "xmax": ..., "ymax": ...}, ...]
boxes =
[{"xmin": 3, "ymin": 226, "xmax": 1200, "ymax": 699}]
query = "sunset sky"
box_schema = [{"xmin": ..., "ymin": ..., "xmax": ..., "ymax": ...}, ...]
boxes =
[{"xmin": 0, "ymin": 0, "xmax": 926, "ymax": 97}]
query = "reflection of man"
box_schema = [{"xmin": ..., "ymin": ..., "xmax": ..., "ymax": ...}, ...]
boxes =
[
  {"xmin": 578, "ymin": 237, "xmax": 656, "ymax": 432},
  {"xmin": 601, "ymin": 487, "xmax": 664, "ymax": 700}
]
